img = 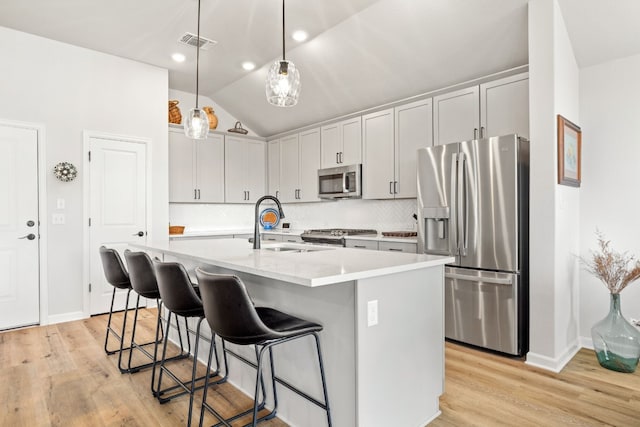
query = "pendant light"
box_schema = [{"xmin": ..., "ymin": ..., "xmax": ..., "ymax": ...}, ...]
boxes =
[
  {"xmin": 184, "ymin": 0, "xmax": 209, "ymax": 139},
  {"xmin": 266, "ymin": 0, "xmax": 301, "ymax": 107}
]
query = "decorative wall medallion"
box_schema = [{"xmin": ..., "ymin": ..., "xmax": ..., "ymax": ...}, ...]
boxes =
[{"xmin": 53, "ymin": 162, "xmax": 78, "ymax": 182}]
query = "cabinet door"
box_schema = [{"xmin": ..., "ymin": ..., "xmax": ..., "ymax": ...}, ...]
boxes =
[
  {"xmin": 480, "ymin": 73, "xmax": 529, "ymax": 139},
  {"xmin": 224, "ymin": 136, "xmax": 248, "ymax": 203},
  {"xmin": 169, "ymin": 130, "xmax": 196, "ymax": 203},
  {"xmin": 267, "ymin": 139, "xmax": 280, "ymax": 198},
  {"xmin": 196, "ymin": 134, "xmax": 225, "ymax": 202},
  {"xmin": 320, "ymin": 123, "xmax": 341, "ymax": 168},
  {"xmin": 279, "ymin": 134, "xmax": 299, "ymax": 202},
  {"xmin": 298, "ymin": 128, "xmax": 321, "ymax": 202},
  {"xmin": 362, "ymin": 109, "xmax": 395, "ymax": 200},
  {"xmin": 433, "ymin": 86, "xmax": 480, "ymax": 145},
  {"xmin": 341, "ymin": 116, "xmax": 362, "ymax": 165},
  {"xmin": 378, "ymin": 241, "xmax": 417, "ymax": 253},
  {"xmin": 395, "ymin": 98, "xmax": 433, "ymax": 198},
  {"xmin": 345, "ymin": 239, "xmax": 378, "ymax": 250},
  {"xmin": 246, "ymin": 139, "xmax": 266, "ymax": 203}
]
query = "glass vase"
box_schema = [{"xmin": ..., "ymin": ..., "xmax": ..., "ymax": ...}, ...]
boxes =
[{"xmin": 591, "ymin": 293, "xmax": 640, "ymax": 373}]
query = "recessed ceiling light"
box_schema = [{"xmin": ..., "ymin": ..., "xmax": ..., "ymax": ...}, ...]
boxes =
[
  {"xmin": 172, "ymin": 53, "xmax": 186, "ymax": 63},
  {"xmin": 292, "ymin": 30, "xmax": 308, "ymax": 42},
  {"xmin": 242, "ymin": 61, "xmax": 256, "ymax": 71}
]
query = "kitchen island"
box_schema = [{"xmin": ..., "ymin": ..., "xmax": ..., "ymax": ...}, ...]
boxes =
[{"xmin": 133, "ymin": 239, "xmax": 453, "ymax": 427}]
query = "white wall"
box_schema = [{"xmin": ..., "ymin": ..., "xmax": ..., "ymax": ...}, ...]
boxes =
[
  {"xmin": 579, "ymin": 53, "xmax": 640, "ymax": 342},
  {"xmin": 527, "ymin": 0, "xmax": 581, "ymax": 371},
  {"xmin": 168, "ymin": 89, "xmax": 259, "ymax": 137},
  {"xmin": 0, "ymin": 26, "xmax": 169, "ymax": 320},
  {"xmin": 170, "ymin": 199, "xmax": 418, "ymax": 233}
]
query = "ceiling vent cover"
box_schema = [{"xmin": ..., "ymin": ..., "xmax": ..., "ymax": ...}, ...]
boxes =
[{"xmin": 178, "ymin": 32, "xmax": 217, "ymax": 50}]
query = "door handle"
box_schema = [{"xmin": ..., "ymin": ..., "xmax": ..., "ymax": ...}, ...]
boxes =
[
  {"xmin": 26, "ymin": 220, "xmax": 35, "ymax": 227},
  {"xmin": 18, "ymin": 233, "xmax": 36, "ymax": 240},
  {"xmin": 132, "ymin": 231, "xmax": 144, "ymax": 237}
]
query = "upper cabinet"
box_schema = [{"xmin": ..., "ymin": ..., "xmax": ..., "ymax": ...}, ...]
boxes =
[
  {"xmin": 320, "ymin": 117, "xmax": 362, "ymax": 168},
  {"xmin": 279, "ymin": 128, "xmax": 321, "ymax": 203},
  {"xmin": 169, "ymin": 128, "xmax": 224, "ymax": 203},
  {"xmin": 267, "ymin": 139, "xmax": 280, "ymax": 198},
  {"xmin": 224, "ymin": 136, "xmax": 265, "ymax": 203},
  {"xmin": 433, "ymin": 72, "xmax": 529, "ymax": 145},
  {"xmin": 362, "ymin": 99, "xmax": 433, "ymax": 199},
  {"xmin": 480, "ymin": 73, "xmax": 529, "ymax": 139}
]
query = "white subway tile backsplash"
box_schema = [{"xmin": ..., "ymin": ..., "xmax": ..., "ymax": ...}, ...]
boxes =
[{"xmin": 169, "ymin": 199, "xmax": 418, "ymax": 233}]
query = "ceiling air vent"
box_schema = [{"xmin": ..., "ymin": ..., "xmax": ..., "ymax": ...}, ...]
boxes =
[{"xmin": 178, "ymin": 32, "xmax": 217, "ymax": 50}]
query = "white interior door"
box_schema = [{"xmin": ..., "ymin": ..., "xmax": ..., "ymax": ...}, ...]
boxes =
[
  {"xmin": 89, "ymin": 135, "xmax": 147, "ymax": 315},
  {"xmin": 0, "ymin": 124, "xmax": 40, "ymax": 330}
]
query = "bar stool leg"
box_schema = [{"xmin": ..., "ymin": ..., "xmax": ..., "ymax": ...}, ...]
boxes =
[
  {"xmin": 104, "ymin": 287, "xmax": 121, "ymax": 355},
  {"xmin": 116, "ymin": 288, "xmax": 133, "ymax": 374},
  {"xmin": 187, "ymin": 318, "xmax": 204, "ymax": 427},
  {"xmin": 154, "ymin": 310, "xmax": 173, "ymax": 398},
  {"xmin": 313, "ymin": 332, "xmax": 333, "ymax": 427},
  {"xmin": 251, "ymin": 345, "xmax": 269, "ymax": 427}
]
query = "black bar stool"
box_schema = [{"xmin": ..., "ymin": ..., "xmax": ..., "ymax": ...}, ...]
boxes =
[
  {"xmin": 124, "ymin": 250, "xmax": 190, "ymax": 385},
  {"xmin": 154, "ymin": 260, "xmax": 225, "ymax": 427},
  {"xmin": 195, "ymin": 269, "xmax": 332, "ymax": 427},
  {"xmin": 99, "ymin": 246, "xmax": 158, "ymax": 374}
]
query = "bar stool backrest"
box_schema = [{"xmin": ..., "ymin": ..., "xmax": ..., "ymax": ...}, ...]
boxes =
[
  {"xmin": 99, "ymin": 246, "xmax": 131, "ymax": 289},
  {"xmin": 124, "ymin": 250, "xmax": 159, "ymax": 298},
  {"xmin": 153, "ymin": 261, "xmax": 203, "ymax": 316},
  {"xmin": 196, "ymin": 270, "xmax": 274, "ymax": 345}
]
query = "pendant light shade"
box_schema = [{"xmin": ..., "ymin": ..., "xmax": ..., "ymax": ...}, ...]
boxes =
[
  {"xmin": 184, "ymin": 0, "xmax": 209, "ymax": 139},
  {"xmin": 266, "ymin": 0, "xmax": 300, "ymax": 107}
]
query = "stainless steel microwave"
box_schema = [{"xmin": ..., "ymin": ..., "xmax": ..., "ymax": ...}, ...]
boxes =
[{"xmin": 317, "ymin": 164, "xmax": 362, "ymax": 199}]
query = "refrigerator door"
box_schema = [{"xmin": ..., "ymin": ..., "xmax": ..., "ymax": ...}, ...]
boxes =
[
  {"xmin": 417, "ymin": 143, "xmax": 459, "ymax": 256},
  {"xmin": 444, "ymin": 267, "xmax": 521, "ymax": 355},
  {"xmin": 457, "ymin": 135, "xmax": 520, "ymax": 272}
]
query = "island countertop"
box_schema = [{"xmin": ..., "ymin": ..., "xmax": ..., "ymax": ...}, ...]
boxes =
[{"xmin": 132, "ymin": 238, "xmax": 453, "ymax": 287}]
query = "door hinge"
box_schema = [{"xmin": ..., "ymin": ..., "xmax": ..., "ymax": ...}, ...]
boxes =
[
  {"xmin": 89, "ymin": 283, "xmax": 92, "ymax": 292},
  {"xmin": 88, "ymin": 218, "xmax": 91, "ymax": 227},
  {"xmin": 88, "ymin": 151, "xmax": 91, "ymax": 162}
]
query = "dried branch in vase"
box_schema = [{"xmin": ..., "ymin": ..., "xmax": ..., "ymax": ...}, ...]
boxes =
[{"xmin": 582, "ymin": 231, "xmax": 640, "ymax": 294}]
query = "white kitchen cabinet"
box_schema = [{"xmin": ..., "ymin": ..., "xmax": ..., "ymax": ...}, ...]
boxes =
[
  {"xmin": 169, "ymin": 128, "xmax": 225, "ymax": 203},
  {"xmin": 480, "ymin": 72, "xmax": 529, "ymax": 139},
  {"xmin": 320, "ymin": 117, "xmax": 362, "ymax": 168},
  {"xmin": 362, "ymin": 99, "xmax": 433, "ymax": 199},
  {"xmin": 225, "ymin": 136, "xmax": 266, "ymax": 203},
  {"xmin": 267, "ymin": 139, "xmax": 280, "ymax": 198},
  {"xmin": 433, "ymin": 72, "xmax": 529, "ymax": 145},
  {"xmin": 345, "ymin": 239, "xmax": 378, "ymax": 250},
  {"xmin": 279, "ymin": 128, "xmax": 321, "ymax": 202},
  {"xmin": 378, "ymin": 241, "xmax": 417, "ymax": 253},
  {"xmin": 362, "ymin": 108, "xmax": 395, "ymax": 199},
  {"xmin": 433, "ymin": 86, "xmax": 480, "ymax": 146}
]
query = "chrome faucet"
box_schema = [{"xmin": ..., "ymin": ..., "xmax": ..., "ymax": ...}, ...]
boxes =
[{"xmin": 253, "ymin": 195, "xmax": 285, "ymax": 249}]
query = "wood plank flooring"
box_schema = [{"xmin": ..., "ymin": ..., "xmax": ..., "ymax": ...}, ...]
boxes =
[{"xmin": 1, "ymin": 309, "xmax": 639, "ymax": 426}]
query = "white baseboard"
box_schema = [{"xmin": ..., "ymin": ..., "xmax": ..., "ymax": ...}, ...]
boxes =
[
  {"xmin": 48, "ymin": 311, "xmax": 87, "ymax": 325},
  {"xmin": 525, "ymin": 341, "xmax": 581, "ymax": 373},
  {"xmin": 580, "ymin": 335, "xmax": 594, "ymax": 350}
]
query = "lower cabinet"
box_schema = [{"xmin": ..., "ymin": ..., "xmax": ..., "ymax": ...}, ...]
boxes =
[
  {"xmin": 378, "ymin": 241, "xmax": 417, "ymax": 253},
  {"xmin": 345, "ymin": 240, "xmax": 378, "ymax": 250}
]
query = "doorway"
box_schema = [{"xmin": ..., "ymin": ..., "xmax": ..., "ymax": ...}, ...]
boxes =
[
  {"xmin": 84, "ymin": 132, "xmax": 149, "ymax": 315},
  {"xmin": 0, "ymin": 121, "xmax": 44, "ymax": 330}
]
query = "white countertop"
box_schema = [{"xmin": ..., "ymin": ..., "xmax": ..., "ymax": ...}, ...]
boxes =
[
  {"xmin": 134, "ymin": 238, "xmax": 452, "ymax": 287},
  {"xmin": 170, "ymin": 228, "xmax": 417, "ymax": 243}
]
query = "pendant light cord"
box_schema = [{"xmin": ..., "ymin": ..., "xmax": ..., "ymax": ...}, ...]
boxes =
[
  {"xmin": 282, "ymin": 0, "xmax": 286, "ymax": 61},
  {"xmin": 195, "ymin": 0, "xmax": 201, "ymax": 108}
]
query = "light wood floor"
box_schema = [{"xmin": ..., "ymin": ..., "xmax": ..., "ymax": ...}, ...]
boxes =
[{"xmin": 1, "ymin": 309, "xmax": 639, "ymax": 426}]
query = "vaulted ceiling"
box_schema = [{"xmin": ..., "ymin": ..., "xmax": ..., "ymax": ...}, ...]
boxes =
[{"xmin": 1, "ymin": 0, "xmax": 639, "ymax": 137}]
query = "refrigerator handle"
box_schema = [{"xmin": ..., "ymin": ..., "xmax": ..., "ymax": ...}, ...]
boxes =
[
  {"xmin": 457, "ymin": 152, "xmax": 467, "ymax": 257},
  {"xmin": 445, "ymin": 272, "xmax": 513, "ymax": 285},
  {"xmin": 450, "ymin": 153, "xmax": 458, "ymax": 255}
]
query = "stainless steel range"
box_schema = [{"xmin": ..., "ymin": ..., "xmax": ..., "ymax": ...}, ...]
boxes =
[{"xmin": 300, "ymin": 228, "xmax": 378, "ymax": 246}]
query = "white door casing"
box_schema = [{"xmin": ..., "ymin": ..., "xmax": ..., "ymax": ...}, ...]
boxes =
[
  {"xmin": 85, "ymin": 132, "xmax": 148, "ymax": 315},
  {"xmin": 0, "ymin": 122, "xmax": 41, "ymax": 330}
]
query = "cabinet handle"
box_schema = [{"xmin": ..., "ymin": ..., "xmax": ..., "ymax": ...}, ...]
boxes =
[
  {"xmin": 197, "ymin": 189, "xmax": 201, "ymax": 200},
  {"xmin": 389, "ymin": 181, "xmax": 393, "ymax": 194},
  {"xmin": 473, "ymin": 128, "xmax": 478, "ymax": 140},
  {"xmin": 480, "ymin": 126, "xmax": 485, "ymax": 139},
  {"xmin": 340, "ymin": 152, "xmax": 344, "ymax": 163},
  {"xmin": 394, "ymin": 181, "xmax": 398, "ymax": 194},
  {"xmin": 388, "ymin": 248, "xmax": 403, "ymax": 252},
  {"xmin": 247, "ymin": 190, "xmax": 250, "ymax": 200},
  {"xmin": 354, "ymin": 245, "xmax": 367, "ymax": 249},
  {"xmin": 194, "ymin": 189, "xmax": 197, "ymax": 200},
  {"xmin": 336, "ymin": 152, "xmax": 339, "ymax": 164}
]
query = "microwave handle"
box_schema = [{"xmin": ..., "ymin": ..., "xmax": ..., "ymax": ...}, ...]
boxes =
[{"xmin": 343, "ymin": 174, "xmax": 349, "ymax": 193}]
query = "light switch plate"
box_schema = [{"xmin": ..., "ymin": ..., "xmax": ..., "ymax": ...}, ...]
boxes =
[{"xmin": 52, "ymin": 213, "xmax": 65, "ymax": 225}]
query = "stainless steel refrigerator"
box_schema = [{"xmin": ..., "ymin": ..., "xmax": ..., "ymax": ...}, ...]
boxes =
[{"xmin": 417, "ymin": 134, "xmax": 529, "ymax": 356}]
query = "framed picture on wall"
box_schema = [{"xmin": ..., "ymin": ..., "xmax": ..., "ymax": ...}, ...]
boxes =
[{"xmin": 557, "ymin": 114, "xmax": 582, "ymax": 187}]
